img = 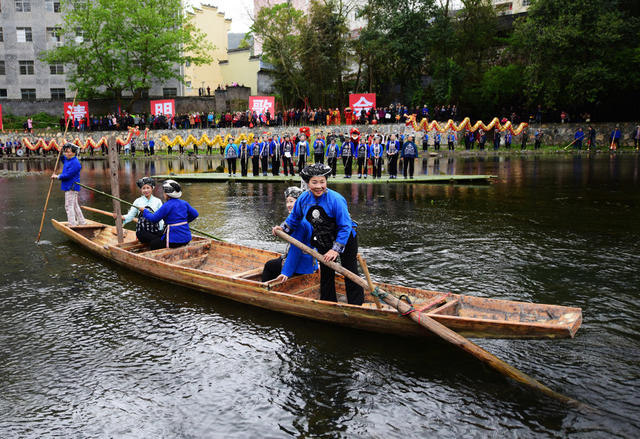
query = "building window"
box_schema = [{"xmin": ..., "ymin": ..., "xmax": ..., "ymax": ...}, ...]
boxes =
[
  {"xmin": 47, "ymin": 27, "xmax": 61, "ymax": 43},
  {"xmin": 0, "ymin": 89, "xmax": 7, "ymax": 98},
  {"xmin": 21, "ymin": 88, "xmax": 36, "ymax": 100},
  {"xmin": 16, "ymin": 0, "xmax": 32, "ymax": 12},
  {"xmin": 45, "ymin": 0, "xmax": 61, "ymax": 12},
  {"xmin": 49, "ymin": 63, "xmax": 64, "ymax": 74},
  {"xmin": 0, "ymin": 61, "xmax": 5, "ymax": 75},
  {"xmin": 51, "ymin": 88, "xmax": 65, "ymax": 99},
  {"xmin": 19, "ymin": 60, "xmax": 35, "ymax": 75},
  {"xmin": 75, "ymin": 28, "xmax": 85, "ymax": 43},
  {"xmin": 185, "ymin": 60, "xmax": 191, "ymax": 67},
  {"xmin": 522, "ymin": 0, "xmax": 531, "ymax": 5},
  {"xmin": 163, "ymin": 88, "xmax": 177, "ymax": 97},
  {"xmin": 17, "ymin": 27, "xmax": 33, "ymax": 43},
  {"xmin": 185, "ymin": 81, "xmax": 191, "ymax": 88},
  {"xmin": 0, "ymin": 28, "xmax": 3, "ymax": 42}
]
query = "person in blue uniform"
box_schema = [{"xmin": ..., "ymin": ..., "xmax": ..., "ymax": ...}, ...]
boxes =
[
  {"xmin": 51, "ymin": 143, "xmax": 86, "ymax": 226},
  {"xmin": 341, "ymin": 136, "xmax": 355, "ymax": 178},
  {"xmin": 478, "ymin": 129, "xmax": 487, "ymax": 150},
  {"xmin": 238, "ymin": 139, "xmax": 250, "ymax": 177},
  {"xmin": 273, "ymin": 163, "xmax": 364, "ymax": 305},
  {"xmin": 574, "ymin": 128, "xmax": 585, "ymax": 150},
  {"xmin": 281, "ymin": 134, "xmax": 295, "ymax": 176},
  {"xmin": 370, "ymin": 135, "xmax": 384, "ymax": 179},
  {"xmin": 504, "ymin": 131, "xmax": 512, "ymax": 149},
  {"xmin": 269, "ymin": 135, "xmax": 281, "ymax": 176},
  {"xmin": 493, "ymin": 129, "xmax": 501, "ymax": 150},
  {"xmin": 386, "ymin": 133, "xmax": 400, "ymax": 179},
  {"xmin": 313, "ymin": 134, "xmax": 325, "ymax": 164},
  {"xmin": 434, "ymin": 131, "xmax": 441, "ymax": 151},
  {"xmin": 139, "ymin": 180, "xmax": 199, "ymax": 250},
  {"xmin": 249, "ymin": 138, "xmax": 260, "ymax": 176},
  {"xmin": 356, "ymin": 139, "xmax": 369, "ymax": 179},
  {"xmin": 401, "ymin": 134, "xmax": 419, "ymax": 178},
  {"xmin": 325, "ymin": 137, "xmax": 340, "ymax": 177},
  {"xmin": 447, "ymin": 131, "xmax": 456, "ymax": 151},
  {"xmin": 296, "ymin": 133, "xmax": 309, "ymax": 173},
  {"xmin": 259, "ymin": 136, "xmax": 270, "ymax": 176},
  {"xmin": 262, "ymin": 186, "xmax": 317, "ymax": 282}
]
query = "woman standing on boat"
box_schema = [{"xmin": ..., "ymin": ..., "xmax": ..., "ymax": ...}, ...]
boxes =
[
  {"xmin": 138, "ymin": 180, "xmax": 199, "ymax": 250},
  {"xmin": 262, "ymin": 186, "xmax": 316, "ymax": 282},
  {"xmin": 273, "ymin": 163, "xmax": 364, "ymax": 305},
  {"xmin": 121, "ymin": 177, "xmax": 164, "ymax": 244}
]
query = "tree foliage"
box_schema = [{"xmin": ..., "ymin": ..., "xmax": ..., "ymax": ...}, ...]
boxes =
[
  {"xmin": 41, "ymin": 0, "xmax": 212, "ymax": 110},
  {"xmin": 511, "ymin": 0, "xmax": 640, "ymax": 116}
]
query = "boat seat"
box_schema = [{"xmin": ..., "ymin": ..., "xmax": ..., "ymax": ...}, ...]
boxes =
[{"xmin": 233, "ymin": 267, "xmax": 264, "ymax": 279}]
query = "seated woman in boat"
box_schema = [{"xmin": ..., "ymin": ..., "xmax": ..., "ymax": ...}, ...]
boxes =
[
  {"xmin": 137, "ymin": 179, "xmax": 199, "ymax": 250},
  {"xmin": 262, "ymin": 186, "xmax": 316, "ymax": 283},
  {"xmin": 273, "ymin": 163, "xmax": 364, "ymax": 305},
  {"xmin": 121, "ymin": 177, "xmax": 164, "ymax": 244}
]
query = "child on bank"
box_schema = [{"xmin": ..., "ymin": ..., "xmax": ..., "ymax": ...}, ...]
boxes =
[{"xmin": 51, "ymin": 143, "xmax": 86, "ymax": 226}]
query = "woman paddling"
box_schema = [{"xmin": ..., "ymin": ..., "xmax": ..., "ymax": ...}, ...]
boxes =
[
  {"xmin": 137, "ymin": 180, "xmax": 198, "ymax": 250},
  {"xmin": 262, "ymin": 186, "xmax": 316, "ymax": 283},
  {"xmin": 121, "ymin": 177, "xmax": 164, "ymax": 244},
  {"xmin": 272, "ymin": 163, "xmax": 364, "ymax": 305}
]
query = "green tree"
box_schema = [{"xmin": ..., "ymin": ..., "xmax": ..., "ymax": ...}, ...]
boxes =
[
  {"xmin": 251, "ymin": 3, "xmax": 306, "ymax": 108},
  {"xmin": 41, "ymin": 0, "xmax": 212, "ymax": 110},
  {"xmin": 511, "ymin": 0, "xmax": 640, "ymax": 116},
  {"xmin": 357, "ymin": 0, "xmax": 435, "ymax": 102},
  {"xmin": 299, "ymin": 1, "xmax": 349, "ymax": 108}
]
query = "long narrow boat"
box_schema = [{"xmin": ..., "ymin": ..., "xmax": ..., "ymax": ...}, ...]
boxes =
[{"xmin": 52, "ymin": 218, "xmax": 582, "ymax": 339}]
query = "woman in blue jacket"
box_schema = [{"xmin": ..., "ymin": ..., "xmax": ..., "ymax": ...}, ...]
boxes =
[
  {"xmin": 139, "ymin": 180, "xmax": 199, "ymax": 250},
  {"xmin": 224, "ymin": 138, "xmax": 239, "ymax": 176},
  {"xmin": 273, "ymin": 163, "xmax": 364, "ymax": 305},
  {"xmin": 262, "ymin": 186, "xmax": 316, "ymax": 282},
  {"xmin": 51, "ymin": 143, "xmax": 86, "ymax": 226}
]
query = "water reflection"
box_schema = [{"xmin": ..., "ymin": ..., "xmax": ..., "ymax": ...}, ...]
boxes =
[{"xmin": 1, "ymin": 154, "xmax": 639, "ymax": 436}]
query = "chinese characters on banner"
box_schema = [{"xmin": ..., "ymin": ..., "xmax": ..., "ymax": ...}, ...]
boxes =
[
  {"xmin": 249, "ymin": 96, "xmax": 275, "ymax": 119},
  {"xmin": 64, "ymin": 102, "xmax": 90, "ymax": 123},
  {"xmin": 150, "ymin": 99, "xmax": 175, "ymax": 117},
  {"xmin": 349, "ymin": 93, "xmax": 376, "ymax": 115},
  {"xmin": 0, "ymin": 104, "xmax": 3, "ymax": 131}
]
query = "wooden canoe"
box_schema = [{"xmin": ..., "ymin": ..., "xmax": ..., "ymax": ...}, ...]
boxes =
[{"xmin": 51, "ymin": 219, "xmax": 582, "ymax": 340}]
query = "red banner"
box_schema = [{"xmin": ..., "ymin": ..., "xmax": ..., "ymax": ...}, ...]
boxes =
[
  {"xmin": 0, "ymin": 104, "xmax": 3, "ymax": 131},
  {"xmin": 349, "ymin": 93, "xmax": 376, "ymax": 114},
  {"xmin": 150, "ymin": 99, "xmax": 175, "ymax": 117},
  {"xmin": 249, "ymin": 96, "xmax": 275, "ymax": 119},
  {"xmin": 64, "ymin": 101, "xmax": 89, "ymax": 123}
]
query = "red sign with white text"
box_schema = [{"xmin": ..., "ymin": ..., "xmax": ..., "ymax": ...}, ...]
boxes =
[
  {"xmin": 0, "ymin": 104, "xmax": 3, "ymax": 131},
  {"xmin": 249, "ymin": 96, "xmax": 275, "ymax": 119},
  {"xmin": 349, "ymin": 93, "xmax": 376, "ymax": 114},
  {"xmin": 64, "ymin": 101, "xmax": 89, "ymax": 123},
  {"xmin": 150, "ymin": 99, "xmax": 175, "ymax": 117}
]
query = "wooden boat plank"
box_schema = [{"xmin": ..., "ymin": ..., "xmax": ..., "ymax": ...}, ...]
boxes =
[{"xmin": 51, "ymin": 219, "xmax": 582, "ymax": 340}]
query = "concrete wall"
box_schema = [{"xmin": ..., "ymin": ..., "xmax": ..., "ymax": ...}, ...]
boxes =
[{"xmin": 0, "ymin": 86, "xmax": 251, "ymax": 116}]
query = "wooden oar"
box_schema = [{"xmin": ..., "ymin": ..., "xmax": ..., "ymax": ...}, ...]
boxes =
[
  {"xmin": 275, "ymin": 229, "xmax": 588, "ymax": 409},
  {"xmin": 36, "ymin": 90, "xmax": 78, "ymax": 242},
  {"xmin": 81, "ymin": 205, "xmax": 134, "ymax": 222},
  {"xmin": 76, "ymin": 182, "xmax": 225, "ymax": 242},
  {"xmin": 357, "ymin": 253, "xmax": 382, "ymax": 310},
  {"xmin": 563, "ymin": 137, "xmax": 580, "ymax": 151}
]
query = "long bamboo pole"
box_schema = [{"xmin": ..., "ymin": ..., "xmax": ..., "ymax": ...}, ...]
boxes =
[
  {"xmin": 75, "ymin": 182, "xmax": 225, "ymax": 242},
  {"xmin": 36, "ymin": 90, "xmax": 78, "ymax": 242},
  {"xmin": 275, "ymin": 229, "xmax": 588, "ymax": 410}
]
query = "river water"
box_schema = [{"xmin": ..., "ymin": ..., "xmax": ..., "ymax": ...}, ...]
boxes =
[{"xmin": 1, "ymin": 153, "xmax": 639, "ymax": 438}]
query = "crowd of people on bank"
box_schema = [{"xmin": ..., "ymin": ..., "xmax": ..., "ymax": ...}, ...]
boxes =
[{"xmin": 3, "ymin": 124, "xmax": 640, "ymax": 159}]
